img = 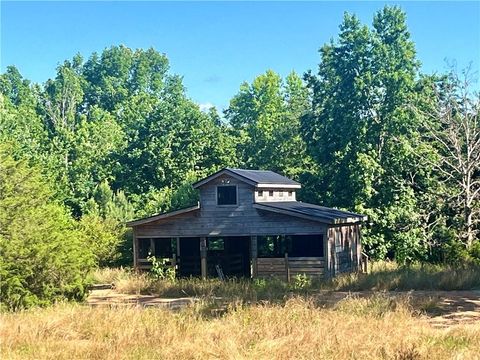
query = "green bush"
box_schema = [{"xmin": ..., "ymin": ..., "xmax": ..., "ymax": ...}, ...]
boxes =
[
  {"xmin": 468, "ymin": 241, "xmax": 480, "ymax": 264},
  {"xmin": 79, "ymin": 214, "xmax": 131, "ymax": 267},
  {"xmin": 0, "ymin": 146, "xmax": 94, "ymax": 310},
  {"xmin": 147, "ymin": 256, "xmax": 176, "ymax": 281},
  {"xmin": 80, "ymin": 181, "xmax": 134, "ymax": 267}
]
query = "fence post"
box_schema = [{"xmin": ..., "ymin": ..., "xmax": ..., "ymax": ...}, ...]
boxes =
[
  {"xmin": 285, "ymin": 252, "xmax": 290, "ymax": 283},
  {"xmin": 361, "ymin": 252, "xmax": 369, "ymax": 273}
]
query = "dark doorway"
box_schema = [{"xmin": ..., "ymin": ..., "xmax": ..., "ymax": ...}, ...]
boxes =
[
  {"xmin": 207, "ymin": 236, "xmax": 250, "ymax": 278},
  {"xmin": 287, "ymin": 235, "xmax": 324, "ymax": 257},
  {"xmin": 178, "ymin": 237, "xmax": 201, "ymax": 277}
]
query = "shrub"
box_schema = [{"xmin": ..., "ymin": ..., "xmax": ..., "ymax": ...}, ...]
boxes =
[
  {"xmin": 80, "ymin": 181, "xmax": 134, "ymax": 267},
  {"xmin": 147, "ymin": 256, "xmax": 176, "ymax": 281},
  {"xmin": 0, "ymin": 146, "xmax": 94, "ymax": 310},
  {"xmin": 79, "ymin": 213, "xmax": 130, "ymax": 267}
]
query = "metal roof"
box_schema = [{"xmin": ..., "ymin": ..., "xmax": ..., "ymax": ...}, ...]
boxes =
[
  {"xmin": 253, "ymin": 201, "xmax": 367, "ymax": 224},
  {"xmin": 127, "ymin": 201, "xmax": 366, "ymax": 227},
  {"xmin": 192, "ymin": 168, "xmax": 301, "ymax": 188},
  {"xmin": 126, "ymin": 204, "xmax": 200, "ymax": 227},
  {"xmin": 228, "ymin": 168, "xmax": 300, "ymax": 185}
]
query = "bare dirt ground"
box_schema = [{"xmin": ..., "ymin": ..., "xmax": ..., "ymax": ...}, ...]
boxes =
[
  {"xmin": 87, "ymin": 288, "xmax": 196, "ymax": 310},
  {"xmin": 312, "ymin": 290, "xmax": 480, "ymax": 328},
  {"xmin": 86, "ymin": 288, "xmax": 480, "ymax": 328},
  {"xmin": 412, "ymin": 290, "xmax": 480, "ymax": 328}
]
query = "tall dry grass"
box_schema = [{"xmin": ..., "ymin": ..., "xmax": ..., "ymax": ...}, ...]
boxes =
[
  {"xmin": 90, "ymin": 261, "xmax": 480, "ymax": 301},
  {"xmin": 327, "ymin": 261, "xmax": 480, "ymax": 291},
  {"xmin": 1, "ymin": 296, "xmax": 479, "ymax": 360}
]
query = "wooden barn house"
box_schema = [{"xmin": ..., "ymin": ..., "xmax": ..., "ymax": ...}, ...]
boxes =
[{"xmin": 127, "ymin": 168, "xmax": 367, "ymax": 279}]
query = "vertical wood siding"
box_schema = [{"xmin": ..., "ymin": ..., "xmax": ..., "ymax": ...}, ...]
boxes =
[
  {"xmin": 327, "ymin": 224, "xmax": 362, "ymax": 276},
  {"xmin": 135, "ymin": 175, "xmax": 327, "ymax": 238}
]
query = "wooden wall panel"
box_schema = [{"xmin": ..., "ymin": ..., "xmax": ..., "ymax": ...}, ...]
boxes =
[
  {"xmin": 135, "ymin": 175, "xmax": 326, "ymax": 238},
  {"xmin": 327, "ymin": 224, "xmax": 362, "ymax": 276},
  {"xmin": 257, "ymin": 257, "xmax": 325, "ymax": 279}
]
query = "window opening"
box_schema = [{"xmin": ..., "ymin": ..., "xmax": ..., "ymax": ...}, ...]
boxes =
[{"xmin": 217, "ymin": 185, "xmax": 237, "ymax": 205}]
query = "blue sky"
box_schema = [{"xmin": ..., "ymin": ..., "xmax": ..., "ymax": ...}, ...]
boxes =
[{"xmin": 1, "ymin": 1, "xmax": 479, "ymax": 111}]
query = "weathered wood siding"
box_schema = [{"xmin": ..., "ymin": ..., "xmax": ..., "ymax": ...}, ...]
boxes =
[
  {"xmin": 135, "ymin": 175, "xmax": 327, "ymax": 238},
  {"xmin": 257, "ymin": 257, "xmax": 325, "ymax": 279},
  {"xmin": 255, "ymin": 189, "xmax": 296, "ymax": 202},
  {"xmin": 326, "ymin": 224, "xmax": 361, "ymax": 276}
]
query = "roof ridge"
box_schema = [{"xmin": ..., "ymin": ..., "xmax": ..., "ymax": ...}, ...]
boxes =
[
  {"xmin": 193, "ymin": 168, "xmax": 301, "ymax": 188},
  {"xmin": 227, "ymin": 168, "xmax": 274, "ymax": 172}
]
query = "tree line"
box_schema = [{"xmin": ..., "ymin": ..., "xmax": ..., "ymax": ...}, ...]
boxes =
[{"xmin": 0, "ymin": 6, "xmax": 479, "ymax": 309}]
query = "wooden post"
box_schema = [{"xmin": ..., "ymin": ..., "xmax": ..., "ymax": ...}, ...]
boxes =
[
  {"xmin": 357, "ymin": 225, "xmax": 363, "ymax": 271},
  {"xmin": 176, "ymin": 237, "xmax": 181, "ymax": 258},
  {"xmin": 172, "ymin": 253, "xmax": 177, "ymax": 277},
  {"xmin": 176, "ymin": 237, "xmax": 181, "ymax": 273},
  {"xmin": 133, "ymin": 229, "xmax": 138, "ymax": 270},
  {"xmin": 323, "ymin": 227, "xmax": 328, "ymax": 278},
  {"xmin": 251, "ymin": 236, "xmax": 258, "ymax": 278},
  {"xmin": 361, "ymin": 250, "xmax": 369, "ymax": 274},
  {"xmin": 150, "ymin": 238, "xmax": 155, "ymax": 257},
  {"xmin": 285, "ymin": 252, "xmax": 290, "ymax": 283},
  {"xmin": 200, "ymin": 237, "xmax": 207, "ymax": 279},
  {"xmin": 332, "ymin": 228, "xmax": 336, "ymax": 277},
  {"xmin": 326, "ymin": 227, "xmax": 336, "ymax": 278},
  {"xmin": 172, "ymin": 253, "xmax": 177, "ymax": 268}
]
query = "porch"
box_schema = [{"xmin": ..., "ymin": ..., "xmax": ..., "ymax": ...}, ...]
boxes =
[{"xmin": 134, "ymin": 234, "xmax": 326, "ymax": 279}]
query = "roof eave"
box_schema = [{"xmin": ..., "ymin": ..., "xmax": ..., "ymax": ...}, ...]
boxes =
[
  {"xmin": 126, "ymin": 204, "xmax": 200, "ymax": 227},
  {"xmin": 192, "ymin": 168, "xmax": 301, "ymax": 189},
  {"xmin": 256, "ymin": 183, "xmax": 301, "ymax": 189},
  {"xmin": 253, "ymin": 203, "xmax": 366, "ymax": 225},
  {"xmin": 331, "ymin": 216, "xmax": 368, "ymax": 225},
  {"xmin": 192, "ymin": 168, "xmax": 257, "ymax": 188}
]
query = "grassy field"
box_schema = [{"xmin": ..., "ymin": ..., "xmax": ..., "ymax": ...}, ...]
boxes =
[
  {"xmin": 1, "ymin": 295, "xmax": 480, "ymax": 360},
  {"xmin": 90, "ymin": 261, "xmax": 480, "ymax": 301},
  {"xmin": 2, "ymin": 262, "xmax": 480, "ymax": 360}
]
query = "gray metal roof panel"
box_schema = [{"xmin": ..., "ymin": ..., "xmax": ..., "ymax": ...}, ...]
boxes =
[
  {"xmin": 192, "ymin": 168, "xmax": 301, "ymax": 188},
  {"xmin": 226, "ymin": 168, "xmax": 300, "ymax": 186},
  {"xmin": 254, "ymin": 201, "xmax": 367, "ymax": 224}
]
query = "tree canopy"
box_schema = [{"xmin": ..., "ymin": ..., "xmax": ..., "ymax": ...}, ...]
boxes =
[{"xmin": 0, "ymin": 6, "xmax": 479, "ymax": 309}]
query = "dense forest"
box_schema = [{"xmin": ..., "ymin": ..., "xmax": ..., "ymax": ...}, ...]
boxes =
[{"xmin": 1, "ymin": 6, "xmax": 479, "ymax": 309}]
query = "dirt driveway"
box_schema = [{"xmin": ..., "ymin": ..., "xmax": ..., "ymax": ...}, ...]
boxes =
[
  {"xmin": 412, "ymin": 290, "xmax": 480, "ymax": 328},
  {"xmin": 86, "ymin": 288, "xmax": 480, "ymax": 328},
  {"xmin": 87, "ymin": 288, "xmax": 196, "ymax": 310}
]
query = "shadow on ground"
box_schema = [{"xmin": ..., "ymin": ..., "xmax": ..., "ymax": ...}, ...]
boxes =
[{"xmin": 86, "ymin": 288, "xmax": 480, "ymax": 328}]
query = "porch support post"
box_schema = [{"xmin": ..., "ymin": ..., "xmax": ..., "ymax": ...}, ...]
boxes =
[
  {"xmin": 176, "ymin": 237, "xmax": 181, "ymax": 258},
  {"xmin": 357, "ymin": 225, "xmax": 362, "ymax": 271},
  {"xmin": 250, "ymin": 236, "xmax": 258, "ymax": 278},
  {"xmin": 285, "ymin": 252, "xmax": 290, "ymax": 283},
  {"xmin": 331, "ymin": 227, "xmax": 336, "ymax": 277},
  {"xmin": 200, "ymin": 237, "xmax": 207, "ymax": 279},
  {"xmin": 133, "ymin": 228, "xmax": 138, "ymax": 270},
  {"xmin": 322, "ymin": 226, "xmax": 327, "ymax": 278},
  {"xmin": 325, "ymin": 226, "xmax": 333, "ymax": 278}
]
